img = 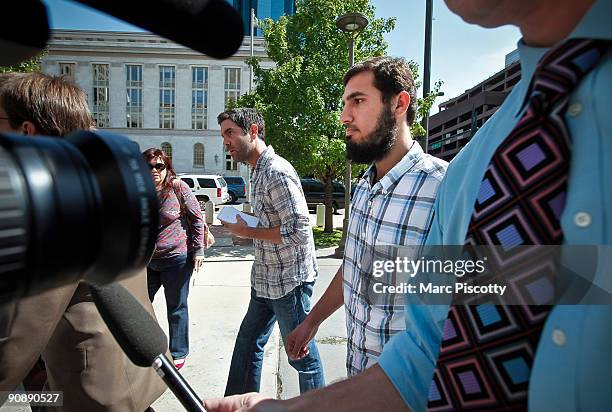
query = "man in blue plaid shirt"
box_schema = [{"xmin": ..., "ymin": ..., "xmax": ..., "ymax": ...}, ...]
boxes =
[
  {"xmin": 286, "ymin": 57, "xmax": 448, "ymax": 376},
  {"xmin": 218, "ymin": 108, "xmax": 324, "ymax": 396}
]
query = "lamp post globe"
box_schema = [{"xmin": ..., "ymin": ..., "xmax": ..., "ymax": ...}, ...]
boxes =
[{"xmin": 335, "ymin": 12, "xmax": 368, "ymax": 33}]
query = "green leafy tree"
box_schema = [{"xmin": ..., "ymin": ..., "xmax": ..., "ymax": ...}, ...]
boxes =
[
  {"xmin": 0, "ymin": 49, "xmax": 47, "ymax": 73},
  {"xmin": 238, "ymin": 0, "xmax": 441, "ymax": 233}
]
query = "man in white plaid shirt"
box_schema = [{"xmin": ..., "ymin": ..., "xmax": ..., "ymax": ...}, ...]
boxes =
[
  {"xmin": 218, "ymin": 108, "xmax": 324, "ymax": 396},
  {"xmin": 286, "ymin": 57, "xmax": 448, "ymax": 376}
]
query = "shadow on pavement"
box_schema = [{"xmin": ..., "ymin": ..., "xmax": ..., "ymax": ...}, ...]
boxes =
[{"xmin": 205, "ymin": 246, "xmax": 254, "ymax": 261}]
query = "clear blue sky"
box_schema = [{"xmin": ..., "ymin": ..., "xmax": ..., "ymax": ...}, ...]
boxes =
[{"xmin": 42, "ymin": 0, "xmax": 521, "ymax": 112}]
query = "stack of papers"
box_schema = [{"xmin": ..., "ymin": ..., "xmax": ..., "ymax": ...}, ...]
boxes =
[{"xmin": 217, "ymin": 206, "xmax": 260, "ymax": 228}]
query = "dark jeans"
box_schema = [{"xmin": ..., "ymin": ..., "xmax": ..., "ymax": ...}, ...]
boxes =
[
  {"xmin": 147, "ymin": 253, "xmax": 194, "ymax": 359},
  {"xmin": 225, "ymin": 282, "xmax": 325, "ymax": 396}
]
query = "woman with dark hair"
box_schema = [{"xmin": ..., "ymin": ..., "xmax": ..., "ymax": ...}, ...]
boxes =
[{"xmin": 143, "ymin": 147, "xmax": 207, "ymax": 370}]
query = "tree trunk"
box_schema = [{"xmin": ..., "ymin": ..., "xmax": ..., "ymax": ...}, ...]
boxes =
[{"xmin": 323, "ymin": 173, "xmax": 334, "ymax": 234}]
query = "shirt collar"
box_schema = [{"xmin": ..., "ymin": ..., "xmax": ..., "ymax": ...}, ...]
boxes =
[
  {"xmin": 252, "ymin": 145, "xmax": 274, "ymax": 180},
  {"xmin": 361, "ymin": 141, "xmax": 425, "ymax": 196},
  {"xmin": 514, "ymin": 0, "xmax": 612, "ymax": 116}
]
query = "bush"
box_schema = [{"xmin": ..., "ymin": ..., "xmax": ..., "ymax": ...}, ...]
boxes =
[{"xmin": 312, "ymin": 227, "xmax": 342, "ymax": 248}]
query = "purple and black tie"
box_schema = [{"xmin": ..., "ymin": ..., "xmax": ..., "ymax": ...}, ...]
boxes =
[{"xmin": 427, "ymin": 39, "xmax": 610, "ymax": 411}]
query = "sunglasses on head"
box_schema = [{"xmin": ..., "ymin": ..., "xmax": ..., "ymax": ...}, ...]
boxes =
[{"xmin": 149, "ymin": 163, "xmax": 166, "ymax": 171}]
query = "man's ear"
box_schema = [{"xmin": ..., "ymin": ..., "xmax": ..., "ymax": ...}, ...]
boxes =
[
  {"xmin": 394, "ymin": 91, "xmax": 411, "ymax": 117},
  {"xmin": 249, "ymin": 123, "xmax": 259, "ymax": 141},
  {"xmin": 20, "ymin": 121, "xmax": 38, "ymax": 136}
]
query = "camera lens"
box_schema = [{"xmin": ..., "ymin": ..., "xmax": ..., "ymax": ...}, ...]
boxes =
[{"xmin": 0, "ymin": 130, "xmax": 158, "ymax": 302}]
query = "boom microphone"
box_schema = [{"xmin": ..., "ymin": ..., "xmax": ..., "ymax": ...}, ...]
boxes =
[
  {"xmin": 90, "ymin": 282, "xmax": 207, "ymax": 412},
  {"xmin": 0, "ymin": 0, "xmax": 49, "ymax": 66},
  {"xmin": 73, "ymin": 0, "xmax": 244, "ymax": 59}
]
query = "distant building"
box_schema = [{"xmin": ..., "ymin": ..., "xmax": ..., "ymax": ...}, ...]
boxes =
[
  {"xmin": 505, "ymin": 48, "xmax": 520, "ymax": 67},
  {"xmin": 426, "ymin": 50, "xmax": 521, "ymax": 161},
  {"xmin": 42, "ymin": 29, "xmax": 273, "ymax": 176},
  {"xmin": 230, "ymin": 0, "xmax": 296, "ymax": 36}
]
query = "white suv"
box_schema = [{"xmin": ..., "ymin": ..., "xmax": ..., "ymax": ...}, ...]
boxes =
[{"xmin": 178, "ymin": 174, "xmax": 231, "ymax": 208}]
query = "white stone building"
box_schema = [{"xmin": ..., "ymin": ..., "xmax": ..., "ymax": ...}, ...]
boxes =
[{"xmin": 41, "ymin": 29, "xmax": 272, "ymax": 177}]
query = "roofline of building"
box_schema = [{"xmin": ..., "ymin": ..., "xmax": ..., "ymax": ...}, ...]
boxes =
[
  {"xmin": 438, "ymin": 60, "xmax": 520, "ymax": 109},
  {"xmin": 50, "ymin": 28, "xmax": 265, "ymax": 40},
  {"xmin": 48, "ymin": 29, "xmax": 267, "ymax": 58}
]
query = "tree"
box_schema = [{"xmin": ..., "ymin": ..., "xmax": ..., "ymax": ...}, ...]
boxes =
[
  {"xmin": 238, "ymin": 0, "xmax": 441, "ymax": 233},
  {"xmin": 0, "ymin": 49, "xmax": 47, "ymax": 73}
]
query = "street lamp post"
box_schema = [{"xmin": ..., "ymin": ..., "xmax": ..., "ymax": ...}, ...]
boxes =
[
  {"xmin": 334, "ymin": 12, "xmax": 368, "ymax": 258},
  {"xmin": 421, "ymin": 0, "xmax": 433, "ymax": 153},
  {"xmin": 243, "ymin": 7, "xmax": 258, "ymax": 212},
  {"xmin": 250, "ymin": 8, "xmax": 257, "ymax": 92}
]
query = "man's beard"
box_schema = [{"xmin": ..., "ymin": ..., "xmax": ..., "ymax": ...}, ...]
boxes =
[
  {"xmin": 228, "ymin": 139, "xmax": 250, "ymax": 163},
  {"xmin": 345, "ymin": 104, "xmax": 398, "ymax": 164}
]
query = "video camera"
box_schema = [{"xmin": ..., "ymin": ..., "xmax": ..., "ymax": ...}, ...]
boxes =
[
  {"xmin": 0, "ymin": 0, "xmax": 244, "ymax": 302},
  {"xmin": 0, "ymin": 131, "xmax": 158, "ymax": 301}
]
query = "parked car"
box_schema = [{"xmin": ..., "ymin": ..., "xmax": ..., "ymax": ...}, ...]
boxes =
[
  {"xmin": 300, "ymin": 178, "xmax": 346, "ymax": 214},
  {"xmin": 177, "ymin": 174, "xmax": 230, "ymax": 208},
  {"xmin": 223, "ymin": 175, "xmax": 247, "ymax": 203}
]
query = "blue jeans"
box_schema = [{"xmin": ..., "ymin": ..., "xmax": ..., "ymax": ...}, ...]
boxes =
[
  {"xmin": 147, "ymin": 253, "xmax": 194, "ymax": 360},
  {"xmin": 225, "ymin": 282, "xmax": 325, "ymax": 395}
]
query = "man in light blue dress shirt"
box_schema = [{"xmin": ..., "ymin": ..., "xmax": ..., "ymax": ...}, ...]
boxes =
[
  {"xmin": 204, "ymin": 0, "xmax": 612, "ymax": 410},
  {"xmin": 378, "ymin": 0, "xmax": 612, "ymax": 411}
]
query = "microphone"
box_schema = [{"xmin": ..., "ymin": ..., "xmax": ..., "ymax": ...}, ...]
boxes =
[
  {"xmin": 0, "ymin": 0, "xmax": 49, "ymax": 66},
  {"xmin": 73, "ymin": 0, "xmax": 244, "ymax": 59},
  {"xmin": 89, "ymin": 282, "xmax": 207, "ymax": 412}
]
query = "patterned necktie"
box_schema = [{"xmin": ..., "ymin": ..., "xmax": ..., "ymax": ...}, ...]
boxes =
[{"xmin": 428, "ymin": 39, "xmax": 610, "ymax": 411}]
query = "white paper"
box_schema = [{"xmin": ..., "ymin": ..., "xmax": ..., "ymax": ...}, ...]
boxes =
[{"xmin": 217, "ymin": 206, "xmax": 260, "ymax": 228}]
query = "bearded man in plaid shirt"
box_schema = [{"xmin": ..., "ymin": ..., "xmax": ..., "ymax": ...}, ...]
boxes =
[
  {"xmin": 286, "ymin": 57, "xmax": 448, "ymax": 376},
  {"xmin": 219, "ymin": 108, "xmax": 325, "ymax": 395}
]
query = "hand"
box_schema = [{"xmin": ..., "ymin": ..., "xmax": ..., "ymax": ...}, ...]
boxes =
[
  {"xmin": 285, "ymin": 319, "xmax": 318, "ymax": 360},
  {"xmin": 222, "ymin": 215, "xmax": 250, "ymax": 238},
  {"xmin": 203, "ymin": 393, "xmax": 286, "ymax": 412},
  {"xmin": 194, "ymin": 255, "xmax": 204, "ymax": 273}
]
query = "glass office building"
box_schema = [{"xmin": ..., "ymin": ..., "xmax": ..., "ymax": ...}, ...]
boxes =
[{"xmin": 229, "ymin": 0, "xmax": 295, "ymax": 35}]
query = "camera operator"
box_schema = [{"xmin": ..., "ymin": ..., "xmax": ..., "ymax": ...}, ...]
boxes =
[{"xmin": 0, "ymin": 72, "xmax": 166, "ymax": 411}]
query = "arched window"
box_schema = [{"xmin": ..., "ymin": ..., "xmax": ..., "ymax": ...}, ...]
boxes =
[
  {"xmin": 193, "ymin": 143, "xmax": 205, "ymax": 168},
  {"xmin": 161, "ymin": 142, "xmax": 172, "ymax": 161}
]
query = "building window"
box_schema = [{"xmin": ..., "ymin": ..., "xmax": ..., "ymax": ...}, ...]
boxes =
[
  {"xmin": 126, "ymin": 65, "xmax": 143, "ymax": 128},
  {"xmin": 92, "ymin": 64, "xmax": 110, "ymax": 128},
  {"xmin": 192, "ymin": 67, "xmax": 208, "ymax": 130},
  {"xmin": 225, "ymin": 148, "xmax": 238, "ymax": 171},
  {"xmin": 193, "ymin": 143, "xmax": 205, "ymax": 168},
  {"xmin": 59, "ymin": 63, "xmax": 75, "ymax": 79},
  {"xmin": 159, "ymin": 66, "xmax": 176, "ymax": 129},
  {"xmin": 224, "ymin": 67, "xmax": 241, "ymax": 108},
  {"xmin": 161, "ymin": 142, "xmax": 172, "ymax": 161}
]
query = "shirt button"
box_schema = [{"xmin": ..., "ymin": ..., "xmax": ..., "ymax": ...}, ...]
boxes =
[
  {"xmin": 567, "ymin": 102, "xmax": 582, "ymax": 117},
  {"xmin": 552, "ymin": 329, "xmax": 566, "ymax": 346},
  {"xmin": 574, "ymin": 212, "xmax": 592, "ymax": 228}
]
